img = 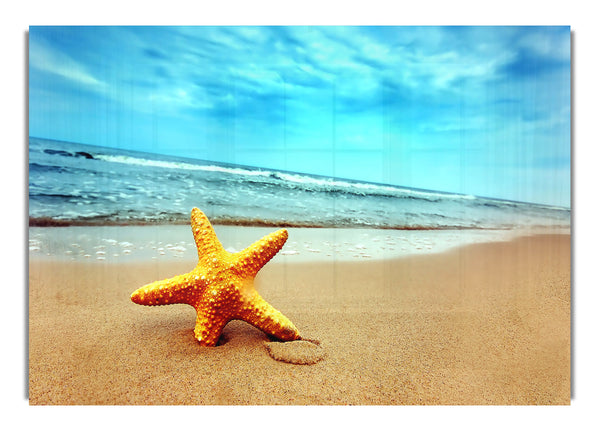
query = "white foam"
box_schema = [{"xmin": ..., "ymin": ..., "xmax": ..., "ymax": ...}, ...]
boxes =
[
  {"xmin": 95, "ymin": 153, "xmax": 274, "ymax": 179},
  {"xmin": 28, "ymin": 225, "xmax": 569, "ymax": 264}
]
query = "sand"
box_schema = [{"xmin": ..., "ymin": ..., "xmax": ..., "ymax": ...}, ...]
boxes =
[
  {"xmin": 28, "ymin": 233, "xmax": 570, "ymax": 405},
  {"xmin": 265, "ymin": 339, "xmax": 326, "ymax": 365}
]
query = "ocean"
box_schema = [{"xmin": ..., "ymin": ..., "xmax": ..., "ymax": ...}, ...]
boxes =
[{"xmin": 29, "ymin": 137, "xmax": 570, "ymax": 231}]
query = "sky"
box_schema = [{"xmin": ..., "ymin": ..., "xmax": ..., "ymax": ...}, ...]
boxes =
[{"xmin": 28, "ymin": 26, "xmax": 571, "ymax": 207}]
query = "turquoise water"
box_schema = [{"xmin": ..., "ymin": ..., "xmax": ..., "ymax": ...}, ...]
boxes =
[{"xmin": 29, "ymin": 137, "xmax": 570, "ymax": 230}]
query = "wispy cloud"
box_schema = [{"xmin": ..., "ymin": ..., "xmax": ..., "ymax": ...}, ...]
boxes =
[{"xmin": 29, "ymin": 37, "xmax": 106, "ymax": 90}]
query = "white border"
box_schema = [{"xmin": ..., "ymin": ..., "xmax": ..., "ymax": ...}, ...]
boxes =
[{"xmin": 5, "ymin": 1, "xmax": 599, "ymax": 429}]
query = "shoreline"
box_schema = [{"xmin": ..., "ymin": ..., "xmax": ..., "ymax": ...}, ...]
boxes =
[
  {"xmin": 28, "ymin": 224, "xmax": 570, "ymax": 263},
  {"xmin": 29, "ymin": 233, "xmax": 571, "ymax": 405}
]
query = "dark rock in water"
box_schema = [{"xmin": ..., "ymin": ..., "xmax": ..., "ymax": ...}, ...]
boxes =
[
  {"xmin": 42, "ymin": 149, "xmax": 94, "ymax": 159},
  {"xmin": 75, "ymin": 151, "xmax": 94, "ymax": 159},
  {"xmin": 43, "ymin": 149, "xmax": 72, "ymax": 157}
]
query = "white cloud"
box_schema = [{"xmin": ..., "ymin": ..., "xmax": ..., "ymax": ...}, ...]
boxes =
[
  {"xmin": 147, "ymin": 87, "xmax": 213, "ymax": 111},
  {"xmin": 517, "ymin": 27, "xmax": 571, "ymax": 61},
  {"xmin": 29, "ymin": 38, "xmax": 106, "ymax": 90}
]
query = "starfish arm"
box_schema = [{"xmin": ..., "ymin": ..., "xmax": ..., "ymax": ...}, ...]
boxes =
[
  {"xmin": 193, "ymin": 306, "xmax": 230, "ymax": 347},
  {"xmin": 130, "ymin": 272, "xmax": 201, "ymax": 306},
  {"xmin": 190, "ymin": 207, "xmax": 227, "ymax": 264},
  {"xmin": 236, "ymin": 229, "xmax": 288, "ymax": 277},
  {"xmin": 238, "ymin": 291, "xmax": 301, "ymax": 342}
]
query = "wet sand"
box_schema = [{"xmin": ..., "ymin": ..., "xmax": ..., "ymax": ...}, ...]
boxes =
[{"xmin": 28, "ymin": 233, "xmax": 570, "ymax": 405}]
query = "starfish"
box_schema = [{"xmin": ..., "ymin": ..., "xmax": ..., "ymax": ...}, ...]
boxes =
[{"xmin": 130, "ymin": 208, "xmax": 301, "ymax": 347}]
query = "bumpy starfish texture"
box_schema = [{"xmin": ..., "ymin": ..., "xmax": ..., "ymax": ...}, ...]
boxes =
[{"xmin": 131, "ymin": 207, "xmax": 301, "ymax": 347}]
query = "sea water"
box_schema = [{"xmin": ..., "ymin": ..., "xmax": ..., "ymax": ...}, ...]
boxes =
[{"xmin": 29, "ymin": 137, "xmax": 570, "ymax": 231}]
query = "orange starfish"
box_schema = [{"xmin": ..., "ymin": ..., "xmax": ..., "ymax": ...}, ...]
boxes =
[{"xmin": 130, "ymin": 208, "xmax": 301, "ymax": 347}]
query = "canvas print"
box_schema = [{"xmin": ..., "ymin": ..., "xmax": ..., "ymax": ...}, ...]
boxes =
[{"xmin": 28, "ymin": 26, "xmax": 571, "ymax": 405}]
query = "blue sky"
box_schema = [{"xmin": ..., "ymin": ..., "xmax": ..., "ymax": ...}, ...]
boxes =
[{"xmin": 29, "ymin": 26, "xmax": 571, "ymax": 207}]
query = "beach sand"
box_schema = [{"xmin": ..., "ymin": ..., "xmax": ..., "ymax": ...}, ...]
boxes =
[{"xmin": 28, "ymin": 232, "xmax": 570, "ymax": 405}]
